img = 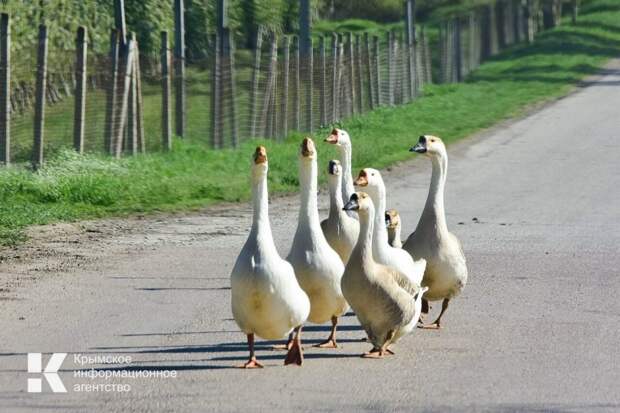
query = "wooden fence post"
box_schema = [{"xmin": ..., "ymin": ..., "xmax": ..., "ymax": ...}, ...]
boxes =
[
  {"xmin": 293, "ymin": 36, "xmax": 300, "ymax": 131},
  {"xmin": 260, "ymin": 33, "xmax": 277, "ymax": 137},
  {"xmin": 347, "ymin": 32, "xmax": 356, "ymax": 115},
  {"xmin": 174, "ymin": 0, "xmax": 186, "ymax": 137},
  {"xmin": 126, "ymin": 34, "xmax": 138, "ymax": 155},
  {"xmin": 305, "ymin": 38, "xmax": 313, "ymax": 132},
  {"xmin": 319, "ymin": 35, "xmax": 326, "ymax": 126},
  {"xmin": 113, "ymin": 39, "xmax": 135, "ymax": 158},
  {"xmin": 210, "ymin": 33, "xmax": 221, "ymax": 148},
  {"xmin": 134, "ymin": 40, "xmax": 145, "ymax": 153},
  {"xmin": 455, "ymin": 18, "xmax": 462, "ymax": 82},
  {"xmin": 331, "ymin": 33, "xmax": 338, "ymax": 122},
  {"xmin": 387, "ymin": 31, "xmax": 394, "ymax": 106},
  {"xmin": 222, "ymin": 28, "xmax": 237, "ymax": 146},
  {"xmin": 104, "ymin": 29, "xmax": 119, "ymax": 154},
  {"xmin": 249, "ymin": 26, "xmax": 263, "ymax": 138},
  {"xmin": 405, "ymin": 0, "xmax": 416, "ymax": 100},
  {"xmin": 32, "ymin": 25, "xmax": 48, "ymax": 169},
  {"xmin": 0, "ymin": 13, "xmax": 10, "ymax": 165},
  {"xmin": 373, "ymin": 36, "xmax": 381, "ymax": 107},
  {"xmin": 421, "ymin": 26, "xmax": 432, "ymax": 84},
  {"xmin": 73, "ymin": 26, "xmax": 87, "ymax": 154},
  {"xmin": 281, "ymin": 35, "xmax": 290, "ymax": 138},
  {"xmin": 364, "ymin": 33, "xmax": 374, "ymax": 110},
  {"xmin": 355, "ymin": 34, "xmax": 363, "ymax": 113},
  {"xmin": 161, "ymin": 31, "xmax": 171, "ymax": 151}
]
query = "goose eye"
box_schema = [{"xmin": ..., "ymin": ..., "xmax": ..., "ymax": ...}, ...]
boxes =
[{"xmin": 431, "ymin": 139, "xmax": 436, "ymax": 143}]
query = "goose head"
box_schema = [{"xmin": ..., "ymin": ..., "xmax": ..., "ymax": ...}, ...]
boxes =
[
  {"xmin": 327, "ymin": 159, "xmax": 342, "ymax": 178},
  {"xmin": 343, "ymin": 192, "xmax": 374, "ymax": 217},
  {"xmin": 353, "ymin": 168, "xmax": 384, "ymax": 198},
  {"xmin": 252, "ymin": 146, "xmax": 268, "ymax": 179},
  {"xmin": 410, "ymin": 135, "xmax": 447, "ymax": 158},
  {"xmin": 300, "ymin": 137, "xmax": 317, "ymax": 162},
  {"xmin": 385, "ymin": 209, "xmax": 400, "ymax": 230},
  {"xmin": 325, "ymin": 128, "xmax": 352, "ymax": 148}
]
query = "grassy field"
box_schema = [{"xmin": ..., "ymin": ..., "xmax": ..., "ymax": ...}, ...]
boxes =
[{"xmin": 1, "ymin": 0, "xmax": 619, "ymax": 246}]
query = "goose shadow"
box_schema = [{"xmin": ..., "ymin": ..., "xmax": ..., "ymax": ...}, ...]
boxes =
[
  {"xmin": 210, "ymin": 352, "xmax": 363, "ymax": 362},
  {"xmin": 69, "ymin": 363, "xmax": 233, "ymax": 372},
  {"xmin": 134, "ymin": 287, "xmax": 230, "ymax": 291}
]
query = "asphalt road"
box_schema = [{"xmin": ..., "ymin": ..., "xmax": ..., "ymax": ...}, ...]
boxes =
[{"xmin": 1, "ymin": 60, "xmax": 619, "ymax": 413}]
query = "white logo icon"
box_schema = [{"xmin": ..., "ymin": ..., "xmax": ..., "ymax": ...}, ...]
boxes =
[{"xmin": 27, "ymin": 353, "xmax": 67, "ymax": 393}]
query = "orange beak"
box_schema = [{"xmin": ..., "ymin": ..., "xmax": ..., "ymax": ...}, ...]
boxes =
[
  {"xmin": 254, "ymin": 146, "xmax": 267, "ymax": 164},
  {"xmin": 324, "ymin": 128, "xmax": 339, "ymax": 144},
  {"xmin": 354, "ymin": 170, "xmax": 368, "ymax": 186}
]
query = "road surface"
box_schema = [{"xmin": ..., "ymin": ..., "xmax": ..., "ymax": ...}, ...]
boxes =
[{"xmin": 1, "ymin": 60, "xmax": 619, "ymax": 412}]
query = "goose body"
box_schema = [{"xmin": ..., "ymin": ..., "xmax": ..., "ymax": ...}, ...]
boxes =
[
  {"xmin": 288, "ymin": 138, "xmax": 348, "ymax": 346},
  {"xmin": 231, "ymin": 147, "xmax": 310, "ymax": 366},
  {"xmin": 403, "ymin": 135, "xmax": 468, "ymax": 328},
  {"xmin": 386, "ymin": 209, "xmax": 403, "ymax": 248},
  {"xmin": 355, "ymin": 168, "xmax": 426, "ymax": 288},
  {"xmin": 321, "ymin": 160, "xmax": 360, "ymax": 264},
  {"xmin": 341, "ymin": 192, "xmax": 428, "ymax": 356}
]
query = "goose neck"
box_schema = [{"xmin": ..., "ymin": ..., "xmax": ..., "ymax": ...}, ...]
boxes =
[
  {"xmin": 355, "ymin": 209, "xmax": 375, "ymax": 264},
  {"xmin": 251, "ymin": 172, "xmax": 274, "ymax": 242},
  {"xmin": 422, "ymin": 154, "xmax": 449, "ymax": 234},
  {"xmin": 328, "ymin": 175, "xmax": 344, "ymax": 218},
  {"xmin": 369, "ymin": 186, "xmax": 389, "ymax": 249},
  {"xmin": 299, "ymin": 158, "xmax": 321, "ymax": 227},
  {"xmin": 338, "ymin": 144, "xmax": 355, "ymax": 201}
]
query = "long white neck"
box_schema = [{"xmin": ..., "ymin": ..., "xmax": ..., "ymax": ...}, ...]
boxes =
[
  {"xmin": 328, "ymin": 174, "xmax": 344, "ymax": 219},
  {"xmin": 338, "ymin": 144, "xmax": 355, "ymax": 204},
  {"xmin": 250, "ymin": 171, "xmax": 276, "ymax": 249},
  {"xmin": 369, "ymin": 184, "xmax": 390, "ymax": 253},
  {"xmin": 353, "ymin": 208, "xmax": 374, "ymax": 265},
  {"xmin": 299, "ymin": 158, "xmax": 321, "ymax": 229},
  {"xmin": 420, "ymin": 153, "xmax": 449, "ymax": 235},
  {"xmin": 389, "ymin": 225, "xmax": 402, "ymax": 248}
]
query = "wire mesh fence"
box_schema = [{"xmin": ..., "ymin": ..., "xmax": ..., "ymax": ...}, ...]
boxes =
[{"xmin": 0, "ymin": 0, "xmax": 569, "ymax": 166}]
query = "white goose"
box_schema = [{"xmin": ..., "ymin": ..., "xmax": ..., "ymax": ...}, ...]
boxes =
[
  {"xmin": 341, "ymin": 192, "xmax": 429, "ymax": 357},
  {"xmin": 287, "ymin": 138, "xmax": 348, "ymax": 348},
  {"xmin": 403, "ymin": 135, "xmax": 468, "ymax": 329},
  {"xmin": 230, "ymin": 146, "xmax": 310, "ymax": 368},
  {"xmin": 386, "ymin": 209, "xmax": 403, "ymax": 248},
  {"xmin": 325, "ymin": 128, "xmax": 356, "ymax": 212},
  {"xmin": 355, "ymin": 168, "xmax": 426, "ymax": 288},
  {"xmin": 321, "ymin": 160, "xmax": 360, "ymax": 264}
]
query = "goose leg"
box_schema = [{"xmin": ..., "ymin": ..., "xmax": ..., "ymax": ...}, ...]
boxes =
[
  {"xmin": 314, "ymin": 316, "xmax": 339, "ymax": 348},
  {"xmin": 419, "ymin": 298, "xmax": 449, "ymax": 329},
  {"xmin": 418, "ymin": 298, "xmax": 430, "ymax": 325},
  {"xmin": 271, "ymin": 333, "xmax": 293, "ymax": 351},
  {"xmin": 240, "ymin": 333, "xmax": 264, "ymax": 369},
  {"xmin": 284, "ymin": 326, "xmax": 304, "ymax": 366}
]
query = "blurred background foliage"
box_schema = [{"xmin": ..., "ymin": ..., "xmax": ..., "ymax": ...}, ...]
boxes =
[{"xmin": 0, "ymin": 0, "xmax": 501, "ymax": 63}]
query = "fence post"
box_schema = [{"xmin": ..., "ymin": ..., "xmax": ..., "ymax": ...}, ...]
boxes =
[
  {"xmin": 571, "ymin": 0, "xmax": 579, "ymax": 24},
  {"xmin": 305, "ymin": 38, "xmax": 313, "ymax": 132},
  {"xmin": 73, "ymin": 26, "xmax": 87, "ymax": 154},
  {"xmin": 174, "ymin": 0, "xmax": 186, "ymax": 137},
  {"xmin": 405, "ymin": 0, "xmax": 416, "ymax": 100},
  {"xmin": 113, "ymin": 39, "xmax": 135, "ymax": 158},
  {"xmin": 0, "ymin": 13, "xmax": 10, "ymax": 165},
  {"xmin": 32, "ymin": 25, "xmax": 48, "ymax": 169},
  {"xmin": 260, "ymin": 33, "xmax": 277, "ymax": 137},
  {"xmin": 364, "ymin": 33, "xmax": 374, "ymax": 110},
  {"xmin": 104, "ymin": 29, "xmax": 120, "ymax": 154},
  {"xmin": 222, "ymin": 28, "xmax": 238, "ymax": 146},
  {"xmin": 210, "ymin": 33, "xmax": 221, "ymax": 148},
  {"xmin": 455, "ymin": 18, "xmax": 462, "ymax": 82},
  {"xmin": 281, "ymin": 35, "xmax": 290, "ymax": 138},
  {"xmin": 355, "ymin": 34, "xmax": 363, "ymax": 113},
  {"xmin": 525, "ymin": 0, "xmax": 535, "ymax": 42},
  {"xmin": 134, "ymin": 40, "xmax": 145, "ymax": 153},
  {"xmin": 126, "ymin": 35, "xmax": 138, "ymax": 155},
  {"xmin": 388, "ymin": 31, "xmax": 395, "ymax": 106},
  {"xmin": 293, "ymin": 36, "xmax": 300, "ymax": 131},
  {"xmin": 161, "ymin": 31, "xmax": 171, "ymax": 151},
  {"xmin": 347, "ymin": 32, "xmax": 356, "ymax": 116},
  {"xmin": 319, "ymin": 35, "xmax": 326, "ymax": 125},
  {"xmin": 373, "ymin": 36, "xmax": 380, "ymax": 107},
  {"xmin": 421, "ymin": 26, "xmax": 431, "ymax": 84},
  {"xmin": 249, "ymin": 26, "xmax": 263, "ymax": 138},
  {"xmin": 331, "ymin": 33, "xmax": 338, "ymax": 122}
]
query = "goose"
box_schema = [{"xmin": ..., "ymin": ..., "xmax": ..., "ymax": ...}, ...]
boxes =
[
  {"xmin": 341, "ymin": 192, "xmax": 429, "ymax": 357},
  {"xmin": 355, "ymin": 168, "xmax": 426, "ymax": 288},
  {"xmin": 321, "ymin": 159, "xmax": 360, "ymax": 264},
  {"xmin": 324, "ymin": 128, "xmax": 356, "ymax": 213},
  {"xmin": 230, "ymin": 146, "xmax": 311, "ymax": 368},
  {"xmin": 287, "ymin": 138, "xmax": 348, "ymax": 348},
  {"xmin": 403, "ymin": 135, "xmax": 468, "ymax": 329},
  {"xmin": 386, "ymin": 209, "xmax": 402, "ymax": 248}
]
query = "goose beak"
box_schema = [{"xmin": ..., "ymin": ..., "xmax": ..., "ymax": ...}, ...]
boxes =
[
  {"xmin": 343, "ymin": 198, "xmax": 359, "ymax": 211},
  {"xmin": 324, "ymin": 129, "xmax": 339, "ymax": 144},
  {"xmin": 354, "ymin": 170, "xmax": 368, "ymax": 187},
  {"xmin": 410, "ymin": 135, "xmax": 427, "ymax": 153}
]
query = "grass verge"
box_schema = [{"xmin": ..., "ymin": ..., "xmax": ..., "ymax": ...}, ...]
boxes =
[{"xmin": 1, "ymin": 0, "xmax": 619, "ymax": 246}]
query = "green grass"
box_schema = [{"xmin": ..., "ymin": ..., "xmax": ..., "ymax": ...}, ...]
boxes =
[{"xmin": 1, "ymin": 0, "xmax": 619, "ymax": 246}]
